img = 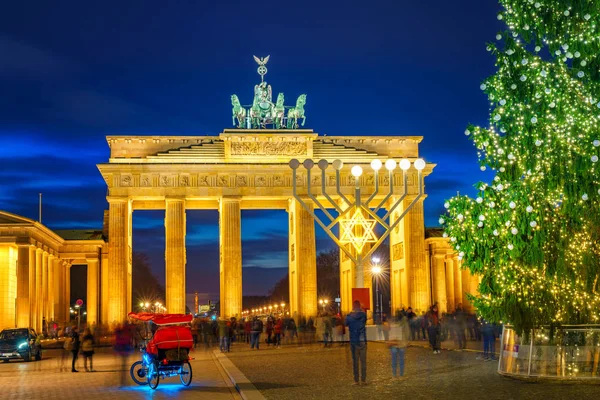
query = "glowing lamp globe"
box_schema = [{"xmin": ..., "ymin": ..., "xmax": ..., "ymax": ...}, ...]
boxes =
[
  {"xmin": 370, "ymin": 159, "xmax": 382, "ymax": 171},
  {"xmin": 385, "ymin": 159, "xmax": 397, "ymax": 171},
  {"xmin": 351, "ymin": 165, "xmax": 363, "ymax": 177},
  {"xmin": 414, "ymin": 158, "xmax": 426, "ymax": 170},
  {"xmin": 399, "ymin": 159, "xmax": 411, "ymax": 171},
  {"xmin": 372, "ymin": 266, "xmax": 382, "ymax": 274}
]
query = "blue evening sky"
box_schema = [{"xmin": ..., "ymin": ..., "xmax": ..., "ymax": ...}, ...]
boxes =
[{"xmin": 0, "ymin": 0, "xmax": 501, "ymax": 300}]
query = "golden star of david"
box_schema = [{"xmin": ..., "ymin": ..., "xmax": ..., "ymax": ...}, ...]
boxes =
[{"xmin": 339, "ymin": 209, "xmax": 377, "ymax": 253}]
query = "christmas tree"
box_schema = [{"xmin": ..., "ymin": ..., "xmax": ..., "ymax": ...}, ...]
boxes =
[{"xmin": 441, "ymin": 0, "xmax": 600, "ymax": 333}]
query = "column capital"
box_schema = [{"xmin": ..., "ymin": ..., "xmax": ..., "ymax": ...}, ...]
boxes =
[
  {"xmin": 165, "ymin": 197, "xmax": 186, "ymax": 204},
  {"xmin": 85, "ymin": 258, "xmax": 100, "ymax": 264},
  {"xmin": 106, "ymin": 196, "xmax": 130, "ymax": 204},
  {"xmin": 219, "ymin": 196, "xmax": 242, "ymax": 204}
]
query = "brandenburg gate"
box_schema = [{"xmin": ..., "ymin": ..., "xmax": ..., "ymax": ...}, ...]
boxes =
[{"xmin": 97, "ymin": 56, "xmax": 438, "ymax": 323}]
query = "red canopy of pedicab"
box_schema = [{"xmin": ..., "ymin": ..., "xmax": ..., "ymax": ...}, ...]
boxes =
[{"xmin": 127, "ymin": 312, "xmax": 193, "ymax": 325}]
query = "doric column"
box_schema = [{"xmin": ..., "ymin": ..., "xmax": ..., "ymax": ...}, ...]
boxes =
[
  {"xmin": 219, "ymin": 197, "xmax": 242, "ymax": 318},
  {"xmin": 445, "ymin": 255, "xmax": 455, "ymax": 312},
  {"xmin": 0, "ymin": 245, "xmax": 18, "ymax": 330},
  {"xmin": 52, "ymin": 257, "xmax": 60, "ymax": 323},
  {"xmin": 86, "ymin": 257, "xmax": 100, "ymax": 326},
  {"xmin": 16, "ymin": 245, "xmax": 32, "ymax": 328},
  {"xmin": 388, "ymin": 197, "xmax": 407, "ymax": 316},
  {"xmin": 432, "ymin": 253, "xmax": 447, "ymax": 313},
  {"xmin": 64, "ymin": 261, "xmax": 71, "ymax": 325},
  {"xmin": 288, "ymin": 199, "xmax": 317, "ymax": 318},
  {"xmin": 453, "ymin": 255, "xmax": 463, "ymax": 310},
  {"xmin": 47, "ymin": 254, "xmax": 55, "ymax": 321},
  {"xmin": 101, "ymin": 247, "xmax": 109, "ymax": 326},
  {"xmin": 107, "ymin": 197, "xmax": 132, "ymax": 324},
  {"xmin": 28, "ymin": 246, "xmax": 36, "ymax": 329},
  {"xmin": 165, "ymin": 198, "xmax": 187, "ymax": 314},
  {"xmin": 41, "ymin": 251, "xmax": 49, "ymax": 325},
  {"xmin": 404, "ymin": 198, "xmax": 429, "ymax": 313},
  {"xmin": 35, "ymin": 248, "xmax": 43, "ymax": 332}
]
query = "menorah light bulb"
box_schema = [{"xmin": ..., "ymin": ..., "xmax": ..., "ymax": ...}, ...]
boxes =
[
  {"xmin": 414, "ymin": 158, "xmax": 426, "ymax": 170},
  {"xmin": 399, "ymin": 159, "xmax": 411, "ymax": 171},
  {"xmin": 370, "ymin": 159, "xmax": 382, "ymax": 171},
  {"xmin": 385, "ymin": 159, "xmax": 396, "ymax": 171},
  {"xmin": 351, "ymin": 165, "xmax": 363, "ymax": 177}
]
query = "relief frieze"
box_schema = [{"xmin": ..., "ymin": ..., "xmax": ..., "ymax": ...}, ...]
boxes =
[
  {"xmin": 231, "ymin": 141, "xmax": 307, "ymax": 156},
  {"xmin": 217, "ymin": 175, "xmax": 230, "ymax": 187},
  {"xmin": 235, "ymin": 175, "xmax": 248, "ymax": 187}
]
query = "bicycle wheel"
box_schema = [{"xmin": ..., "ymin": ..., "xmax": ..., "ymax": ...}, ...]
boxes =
[
  {"xmin": 179, "ymin": 361, "xmax": 193, "ymax": 386},
  {"xmin": 148, "ymin": 362, "xmax": 160, "ymax": 389},
  {"xmin": 130, "ymin": 360, "xmax": 148, "ymax": 385}
]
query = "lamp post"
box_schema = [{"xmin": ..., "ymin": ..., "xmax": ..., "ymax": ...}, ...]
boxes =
[
  {"xmin": 290, "ymin": 157, "xmax": 426, "ymax": 290},
  {"xmin": 371, "ymin": 257, "xmax": 382, "ymax": 324}
]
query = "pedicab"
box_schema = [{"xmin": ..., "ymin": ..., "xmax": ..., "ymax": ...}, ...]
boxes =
[{"xmin": 128, "ymin": 312, "xmax": 194, "ymax": 389}]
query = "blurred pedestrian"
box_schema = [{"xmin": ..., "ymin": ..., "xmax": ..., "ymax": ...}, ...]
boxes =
[
  {"xmin": 426, "ymin": 304, "xmax": 441, "ymax": 354},
  {"xmin": 250, "ymin": 317, "xmax": 263, "ymax": 350},
  {"xmin": 266, "ymin": 316, "xmax": 274, "ymax": 346},
  {"xmin": 345, "ymin": 301, "xmax": 367, "ymax": 385},
  {"xmin": 244, "ymin": 318, "xmax": 252, "ymax": 343},
  {"xmin": 454, "ymin": 304, "xmax": 467, "ymax": 349},
  {"xmin": 81, "ymin": 328, "xmax": 95, "ymax": 372},
  {"xmin": 218, "ymin": 319, "xmax": 230, "ymax": 352},
  {"xmin": 114, "ymin": 323, "xmax": 133, "ymax": 386},
  {"xmin": 274, "ymin": 317, "xmax": 283, "ymax": 348},
  {"xmin": 389, "ymin": 315, "xmax": 410, "ymax": 378},
  {"xmin": 323, "ymin": 315, "xmax": 333, "ymax": 348},
  {"xmin": 69, "ymin": 326, "xmax": 80, "ymax": 372}
]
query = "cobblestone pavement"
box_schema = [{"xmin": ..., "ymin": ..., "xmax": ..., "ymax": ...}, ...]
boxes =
[
  {"xmin": 225, "ymin": 341, "xmax": 599, "ymax": 400},
  {"xmin": 0, "ymin": 347, "xmax": 240, "ymax": 399}
]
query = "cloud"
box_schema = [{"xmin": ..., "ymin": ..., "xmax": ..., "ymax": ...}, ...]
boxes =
[{"xmin": 0, "ymin": 36, "xmax": 65, "ymax": 78}]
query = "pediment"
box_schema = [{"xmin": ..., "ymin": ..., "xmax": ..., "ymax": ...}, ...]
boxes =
[{"xmin": 0, "ymin": 210, "xmax": 36, "ymax": 225}]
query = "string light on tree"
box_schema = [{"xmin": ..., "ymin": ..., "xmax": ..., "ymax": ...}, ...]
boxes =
[{"xmin": 440, "ymin": 0, "xmax": 600, "ymax": 333}]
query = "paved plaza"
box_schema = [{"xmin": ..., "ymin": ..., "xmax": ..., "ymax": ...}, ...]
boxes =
[
  {"xmin": 0, "ymin": 347, "xmax": 240, "ymax": 400},
  {"xmin": 225, "ymin": 341, "xmax": 600, "ymax": 400},
  {"xmin": 1, "ymin": 340, "xmax": 599, "ymax": 399}
]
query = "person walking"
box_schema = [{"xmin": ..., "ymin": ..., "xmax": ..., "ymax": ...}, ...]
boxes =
[
  {"xmin": 69, "ymin": 326, "xmax": 80, "ymax": 372},
  {"xmin": 250, "ymin": 317, "xmax": 263, "ymax": 350},
  {"xmin": 274, "ymin": 317, "xmax": 283, "ymax": 348},
  {"xmin": 81, "ymin": 328, "xmax": 95, "ymax": 372},
  {"xmin": 454, "ymin": 304, "xmax": 467, "ymax": 349},
  {"xmin": 389, "ymin": 315, "xmax": 410, "ymax": 378},
  {"xmin": 218, "ymin": 319, "xmax": 229, "ymax": 352},
  {"xmin": 345, "ymin": 301, "xmax": 367, "ymax": 385},
  {"xmin": 481, "ymin": 319, "xmax": 496, "ymax": 361},
  {"xmin": 323, "ymin": 315, "xmax": 333, "ymax": 348},
  {"xmin": 426, "ymin": 304, "xmax": 441, "ymax": 354},
  {"xmin": 266, "ymin": 317, "xmax": 274, "ymax": 346},
  {"xmin": 244, "ymin": 318, "xmax": 252, "ymax": 344}
]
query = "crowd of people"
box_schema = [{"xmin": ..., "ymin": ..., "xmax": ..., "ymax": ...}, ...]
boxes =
[
  {"xmin": 47, "ymin": 302, "xmax": 500, "ymax": 388},
  {"xmin": 188, "ymin": 312, "xmax": 347, "ymax": 351}
]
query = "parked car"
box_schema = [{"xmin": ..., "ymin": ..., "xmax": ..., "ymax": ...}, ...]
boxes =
[{"xmin": 0, "ymin": 328, "xmax": 42, "ymax": 362}]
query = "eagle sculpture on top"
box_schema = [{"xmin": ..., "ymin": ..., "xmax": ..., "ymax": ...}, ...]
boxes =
[{"xmin": 253, "ymin": 55, "xmax": 270, "ymax": 66}]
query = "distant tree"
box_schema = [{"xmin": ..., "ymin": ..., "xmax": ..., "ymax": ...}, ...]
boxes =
[{"xmin": 132, "ymin": 252, "xmax": 165, "ymax": 307}]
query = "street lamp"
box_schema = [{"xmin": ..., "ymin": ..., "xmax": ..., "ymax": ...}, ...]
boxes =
[
  {"xmin": 371, "ymin": 257, "xmax": 382, "ymax": 324},
  {"xmin": 319, "ymin": 299, "xmax": 329, "ymax": 313},
  {"xmin": 290, "ymin": 157, "xmax": 426, "ymax": 290}
]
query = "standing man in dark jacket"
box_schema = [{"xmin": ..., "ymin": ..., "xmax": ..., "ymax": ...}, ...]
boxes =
[{"xmin": 345, "ymin": 300, "xmax": 367, "ymax": 385}]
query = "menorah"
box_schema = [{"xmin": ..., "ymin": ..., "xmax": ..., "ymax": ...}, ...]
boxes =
[{"xmin": 289, "ymin": 157, "xmax": 426, "ymax": 288}]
